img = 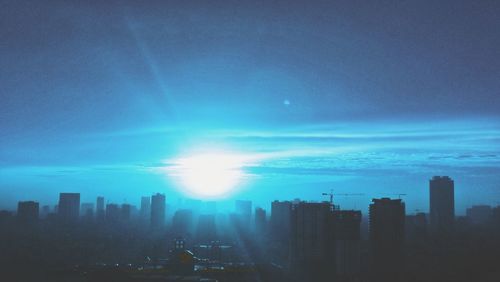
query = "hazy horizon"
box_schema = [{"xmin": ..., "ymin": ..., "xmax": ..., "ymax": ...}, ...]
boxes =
[{"xmin": 1, "ymin": 1, "xmax": 499, "ymax": 214}]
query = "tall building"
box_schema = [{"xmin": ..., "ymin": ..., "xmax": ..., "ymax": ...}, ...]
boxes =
[
  {"xmin": 17, "ymin": 201, "xmax": 39, "ymax": 222},
  {"xmin": 196, "ymin": 214, "xmax": 217, "ymax": 243},
  {"xmin": 96, "ymin": 196, "xmax": 105, "ymax": 220},
  {"xmin": 173, "ymin": 209, "xmax": 194, "ymax": 237},
  {"xmin": 333, "ymin": 210, "xmax": 362, "ymax": 278},
  {"xmin": 429, "ymin": 176, "xmax": 455, "ymax": 235},
  {"xmin": 58, "ymin": 193, "xmax": 80, "ymax": 222},
  {"xmin": 270, "ymin": 201, "xmax": 292, "ymax": 241},
  {"xmin": 140, "ymin": 196, "xmax": 151, "ymax": 221},
  {"xmin": 290, "ymin": 202, "xmax": 334, "ymax": 279},
  {"xmin": 255, "ymin": 207, "xmax": 266, "ymax": 235},
  {"xmin": 151, "ymin": 193, "xmax": 166, "ymax": 229},
  {"xmin": 121, "ymin": 204, "xmax": 132, "ymax": 222},
  {"xmin": 105, "ymin": 203, "xmax": 120, "ymax": 223},
  {"xmin": 235, "ymin": 200, "xmax": 252, "ymax": 226},
  {"xmin": 369, "ymin": 198, "xmax": 405, "ymax": 280}
]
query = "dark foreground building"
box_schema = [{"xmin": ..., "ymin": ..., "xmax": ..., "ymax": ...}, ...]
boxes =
[
  {"xmin": 429, "ymin": 176, "xmax": 454, "ymax": 236},
  {"xmin": 369, "ymin": 198, "xmax": 405, "ymax": 281}
]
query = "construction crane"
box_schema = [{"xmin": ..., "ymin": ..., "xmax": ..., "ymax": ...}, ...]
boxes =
[
  {"xmin": 381, "ymin": 193, "xmax": 407, "ymax": 199},
  {"xmin": 395, "ymin": 193, "xmax": 407, "ymax": 199},
  {"xmin": 322, "ymin": 190, "xmax": 364, "ymax": 210}
]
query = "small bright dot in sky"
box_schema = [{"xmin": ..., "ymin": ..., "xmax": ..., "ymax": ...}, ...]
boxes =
[
  {"xmin": 167, "ymin": 152, "xmax": 256, "ymax": 199},
  {"xmin": 283, "ymin": 99, "xmax": 290, "ymax": 106}
]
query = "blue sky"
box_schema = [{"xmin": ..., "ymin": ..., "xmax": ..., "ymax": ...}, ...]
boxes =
[{"xmin": 1, "ymin": 0, "xmax": 500, "ymax": 213}]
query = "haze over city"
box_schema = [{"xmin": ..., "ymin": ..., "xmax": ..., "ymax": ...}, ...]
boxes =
[{"xmin": 1, "ymin": 2, "xmax": 500, "ymax": 281}]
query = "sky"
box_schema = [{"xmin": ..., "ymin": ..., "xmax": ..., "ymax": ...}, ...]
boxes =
[{"xmin": 1, "ymin": 0, "xmax": 500, "ymax": 214}]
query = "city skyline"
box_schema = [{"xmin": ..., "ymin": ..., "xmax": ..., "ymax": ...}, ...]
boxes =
[
  {"xmin": 1, "ymin": 1, "xmax": 499, "ymax": 281},
  {"xmin": 1, "ymin": 1, "xmax": 499, "ymax": 213}
]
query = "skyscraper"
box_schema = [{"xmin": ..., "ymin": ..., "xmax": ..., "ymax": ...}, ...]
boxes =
[
  {"xmin": 17, "ymin": 201, "xmax": 39, "ymax": 223},
  {"xmin": 196, "ymin": 214, "xmax": 217, "ymax": 243},
  {"xmin": 96, "ymin": 196, "xmax": 105, "ymax": 220},
  {"xmin": 369, "ymin": 198, "xmax": 405, "ymax": 280},
  {"xmin": 270, "ymin": 200, "xmax": 292, "ymax": 241},
  {"xmin": 105, "ymin": 203, "xmax": 120, "ymax": 223},
  {"xmin": 290, "ymin": 202, "xmax": 334, "ymax": 279},
  {"xmin": 235, "ymin": 200, "xmax": 252, "ymax": 226},
  {"xmin": 255, "ymin": 207, "xmax": 266, "ymax": 235},
  {"xmin": 429, "ymin": 176, "xmax": 455, "ymax": 235},
  {"xmin": 121, "ymin": 204, "xmax": 132, "ymax": 222},
  {"xmin": 58, "ymin": 193, "xmax": 80, "ymax": 222},
  {"xmin": 173, "ymin": 209, "xmax": 194, "ymax": 237},
  {"xmin": 151, "ymin": 193, "xmax": 166, "ymax": 229},
  {"xmin": 333, "ymin": 210, "xmax": 362, "ymax": 278},
  {"xmin": 140, "ymin": 196, "xmax": 151, "ymax": 221}
]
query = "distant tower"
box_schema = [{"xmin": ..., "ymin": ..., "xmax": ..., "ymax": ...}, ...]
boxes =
[
  {"xmin": 121, "ymin": 204, "xmax": 132, "ymax": 222},
  {"xmin": 151, "ymin": 193, "xmax": 166, "ymax": 229},
  {"xmin": 140, "ymin": 196, "xmax": 151, "ymax": 221},
  {"xmin": 80, "ymin": 203, "xmax": 94, "ymax": 219},
  {"xmin": 254, "ymin": 207, "xmax": 266, "ymax": 235},
  {"xmin": 105, "ymin": 203, "xmax": 120, "ymax": 223},
  {"xmin": 17, "ymin": 201, "xmax": 39, "ymax": 223},
  {"xmin": 369, "ymin": 198, "xmax": 405, "ymax": 280},
  {"xmin": 196, "ymin": 214, "xmax": 217, "ymax": 243},
  {"xmin": 58, "ymin": 193, "xmax": 80, "ymax": 222},
  {"xmin": 235, "ymin": 200, "xmax": 252, "ymax": 226},
  {"xmin": 429, "ymin": 176, "xmax": 455, "ymax": 235},
  {"xmin": 96, "ymin": 196, "xmax": 105, "ymax": 220},
  {"xmin": 173, "ymin": 209, "xmax": 194, "ymax": 237}
]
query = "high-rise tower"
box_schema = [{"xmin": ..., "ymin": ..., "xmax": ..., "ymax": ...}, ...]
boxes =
[{"xmin": 429, "ymin": 176, "xmax": 455, "ymax": 235}]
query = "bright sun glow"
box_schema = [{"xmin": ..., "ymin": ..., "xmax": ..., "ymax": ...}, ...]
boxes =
[{"xmin": 168, "ymin": 152, "xmax": 257, "ymax": 198}]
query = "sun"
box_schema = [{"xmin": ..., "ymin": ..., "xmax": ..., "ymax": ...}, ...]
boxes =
[{"xmin": 168, "ymin": 152, "xmax": 254, "ymax": 198}]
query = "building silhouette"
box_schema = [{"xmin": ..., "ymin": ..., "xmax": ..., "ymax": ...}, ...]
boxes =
[
  {"xmin": 405, "ymin": 212, "xmax": 427, "ymax": 242},
  {"xmin": 255, "ymin": 207, "xmax": 266, "ymax": 236},
  {"xmin": 17, "ymin": 201, "xmax": 39, "ymax": 223},
  {"xmin": 466, "ymin": 205, "xmax": 492, "ymax": 225},
  {"xmin": 140, "ymin": 196, "xmax": 151, "ymax": 222},
  {"xmin": 105, "ymin": 203, "xmax": 120, "ymax": 223},
  {"xmin": 81, "ymin": 203, "xmax": 94, "ymax": 219},
  {"xmin": 290, "ymin": 202, "xmax": 334, "ymax": 280},
  {"xmin": 121, "ymin": 204, "xmax": 132, "ymax": 222},
  {"xmin": 58, "ymin": 193, "xmax": 80, "ymax": 222},
  {"xmin": 270, "ymin": 200, "xmax": 292, "ymax": 241},
  {"xmin": 429, "ymin": 176, "xmax": 455, "ymax": 235},
  {"xmin": 151, "ymin": 193, "xmax": 166, "ymax": 229},
  {"xmin": 235, "ymin": 200, "xmax": 252, "ymax": 227},
  {"xmin": 196, "ymin": 214, "xmax": 217, "ymax": 243},
  {"xmin": 40, "ymin": 205, "xmax": 51, "ymax": 219},
  {"xmin": 96, "ymin": 196, "xmax": 105, "ymax": 220},
  {"xmin": 369, "ymin": 198, "xmax": 405, "ymax": 281},
  {"xmin": 333, "ymin": 210, "xmax": 362, "ymax": 279},
  {"xmin": 173, "ymin": 209, "xmax": 194, "ymax": 237}
]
